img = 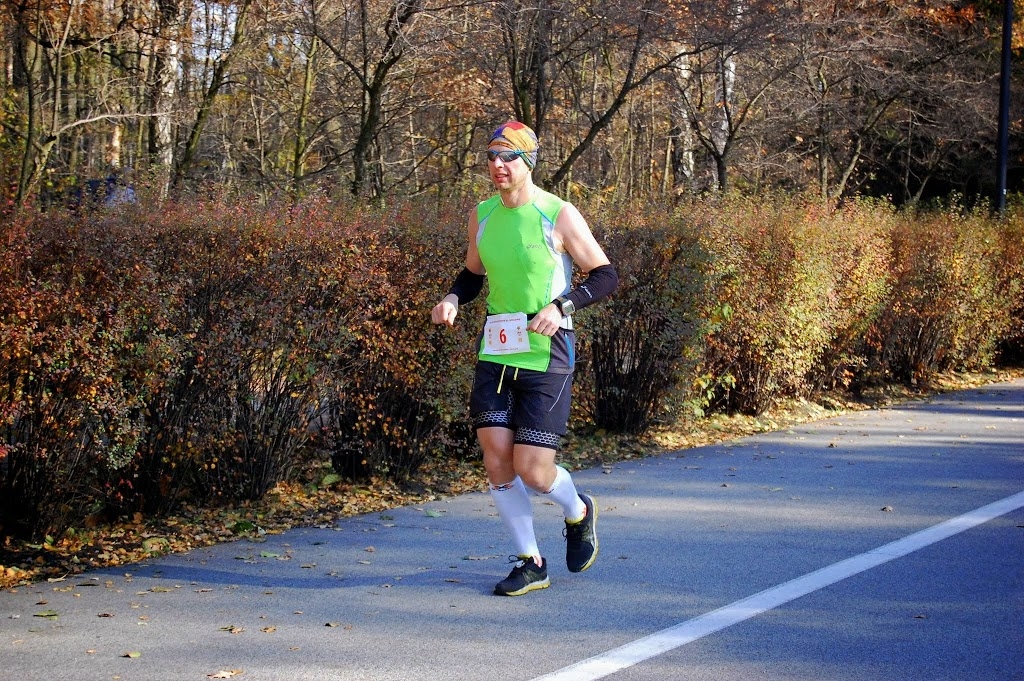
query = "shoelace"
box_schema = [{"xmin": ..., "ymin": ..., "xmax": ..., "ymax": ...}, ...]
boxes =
[
  {"xmin": 507, "ymin": 555, "xmax": 544, "ymax": 575},
  {"xmin": 564, "ymin": 521, "xmax": 586, "ymax": 541}
]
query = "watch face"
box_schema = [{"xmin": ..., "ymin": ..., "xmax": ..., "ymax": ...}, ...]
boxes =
[{"xmin": 560, "ymin": 298, "xmax": 575, "ymax": 316}]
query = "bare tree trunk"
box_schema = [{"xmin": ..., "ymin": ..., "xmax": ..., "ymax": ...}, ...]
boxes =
[
  {"xmin": 292, "ymin": 34, "xmax": 320, "ymax": 193},
  {"xmin": 150, "ymin": 0, "xmax": 188, "ymax": 198},
  {"xmin": 13, "ymin": 1, "xmax": 75, "ymax": 205},
  {"xmin": 543, "ymin": 0, "xmax": 700, "ymax": 191},
  {"xmin": 669, "ymin": 49, "xmax": 695, "ymax": 193},
  {"xmin": 710, "ymin": 49, "xmax": 736, "ymax": 192},
  {"xmin": 501, "ymin": 0, "xmax": 552, "ymax": 132},
  {"xmin": 343, "ymin": 0, "xmax": 422, "ymax": 197},
  {"xmin": 173, "ymin": 0, "xmax": 253, "ymax": 190},
  {"xmin": 14, "ymin": 22, "xmax": 43, "ymax": 206}
]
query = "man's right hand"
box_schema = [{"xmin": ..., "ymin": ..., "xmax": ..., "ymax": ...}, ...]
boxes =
[{"xmin": 431, "ymin": 296, "xmax": 459, "ymax": 326}]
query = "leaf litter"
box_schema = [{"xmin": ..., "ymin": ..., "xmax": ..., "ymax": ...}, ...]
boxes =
[{"xmin": 1, "ymin": 369, "xmax": 1018, "ymax": 588}]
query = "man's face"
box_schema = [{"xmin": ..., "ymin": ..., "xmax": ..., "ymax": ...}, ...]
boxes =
[{"xmin": 487, "ymin": 146, "xmax": 530, "ymax": 192}]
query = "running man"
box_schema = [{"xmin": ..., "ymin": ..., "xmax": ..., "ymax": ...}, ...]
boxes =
[{"xmin": 431, "ymin": 120, "xmax": 618, "ymax": 595}]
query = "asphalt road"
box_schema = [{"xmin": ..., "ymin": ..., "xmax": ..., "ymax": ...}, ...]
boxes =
[{"xmin": 2, "ymin": 379, "xmax": 1022, "ymax": 681}]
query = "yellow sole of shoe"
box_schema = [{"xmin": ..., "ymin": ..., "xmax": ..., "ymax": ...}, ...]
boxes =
[{"xmin": 496, "ymin": 578, "xmax": 551, "ymax": 596}]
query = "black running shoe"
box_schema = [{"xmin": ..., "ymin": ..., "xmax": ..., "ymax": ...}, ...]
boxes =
[
  {"xmin": 493, "ymin": 556, "xmax": 550, "ymax": 596},
  {"xmin": 564, "ymin": 494, "xmax": 598, "ymax": 573}
]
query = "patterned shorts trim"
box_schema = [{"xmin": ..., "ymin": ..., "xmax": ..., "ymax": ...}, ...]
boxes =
[{"xmin": 513, "ymin": 427, "xmax": 562, "ymax": 449}]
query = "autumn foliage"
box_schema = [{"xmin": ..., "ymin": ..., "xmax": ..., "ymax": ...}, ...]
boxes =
[
  {"xmin": 574, "ymin": 200, "xmax": 714, "ymax": 434},
  {"xmin": 1, "ymin": 195, "xmax": 1022, "ymax": 541}
]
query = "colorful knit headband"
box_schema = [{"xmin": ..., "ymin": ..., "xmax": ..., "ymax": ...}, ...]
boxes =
[{"xmin": 488, "ymin": 120, "xmax": 539, "ymax": 169}]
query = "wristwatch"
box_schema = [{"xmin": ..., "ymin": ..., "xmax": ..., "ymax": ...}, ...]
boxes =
[{"xmin": 554, "ymin": 295, "xmax": 575, "ymax": 317}]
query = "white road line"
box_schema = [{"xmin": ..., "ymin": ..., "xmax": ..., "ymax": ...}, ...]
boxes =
[{"xmin": 532, "ymin": 490, "xmax": 1024, "ymax": 681}]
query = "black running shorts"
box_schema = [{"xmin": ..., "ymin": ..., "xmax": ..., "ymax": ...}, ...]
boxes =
[{"xmin": 469, "ymin": 361, "xmax": 574, "ymax": 449}]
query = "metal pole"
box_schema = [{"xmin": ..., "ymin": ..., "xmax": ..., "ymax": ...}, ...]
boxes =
[{"xmin": 996, "ymin": 0, "xmax": 1014, "ymax": 215}]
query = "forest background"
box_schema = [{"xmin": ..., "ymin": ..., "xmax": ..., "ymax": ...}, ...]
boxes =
[
  {"xmin": 4, "ymin": 0, "xmax": 1024, "ymax": 204},
  {"xmin": 1, "ymin": 1, "xmax": 1023, "ymax": 584}
]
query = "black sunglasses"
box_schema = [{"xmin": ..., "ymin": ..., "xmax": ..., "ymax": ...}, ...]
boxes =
[{"xmin": 486, "ymin": 149, "xmax": 526, "ymax": 163}]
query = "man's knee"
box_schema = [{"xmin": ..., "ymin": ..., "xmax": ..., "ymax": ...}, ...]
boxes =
[{"xmin": 512, "ymin": 443, "xmax": 559, "ymax": 491}]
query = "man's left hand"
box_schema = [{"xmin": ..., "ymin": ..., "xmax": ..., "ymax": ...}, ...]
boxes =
[{"xmin": 527, "ymin": 303, "xmax": 563, "ymax": 337}]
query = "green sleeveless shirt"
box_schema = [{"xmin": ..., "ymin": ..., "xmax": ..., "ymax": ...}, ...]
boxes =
[{"xmin": 475, "ymin": 189, "xmax": 575, "ymax": 373}]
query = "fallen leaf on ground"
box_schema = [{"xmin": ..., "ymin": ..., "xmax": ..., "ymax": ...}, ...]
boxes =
[{"xmin": 1, "ymin": 369, "xmax": 1017, "ymax": 591}]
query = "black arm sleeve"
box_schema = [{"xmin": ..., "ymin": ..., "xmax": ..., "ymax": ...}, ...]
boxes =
[
  {"xmin": 448, "ymin": 267, "xmax": 485, "ymax": 305},
  {"xmin": 563, "ymin": 263, "xmax": 618, "ymax": 312}
]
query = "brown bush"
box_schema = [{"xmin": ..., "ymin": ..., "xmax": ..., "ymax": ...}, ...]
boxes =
[
  {"xmin": 2, "ymin": 194, "xmax": 1020, "ymax": 540},
  {"xmin": 697, "ymin": 196, "xmax": 891, "ymax": 414},
  {"xmin": 995, "ymin": 208, "xmax": 1024, "ymax": 363},
  {"xmin": 128, "ymin": 200, "xmax": 367, "ymax": 508},
  {"xmin": 865, "ymin": 208, "xmax": 1016, "ymax": 384},
  {"xmin": 574, "ymin": 201, "xmax": 712, "ymax": 433},
  {"xmin": 804, "ymin": 200, "xmax": 894, "ymax": 392},
  {"xmin": 0, "ymin": 210, "xmax": 179, "ymax": 537},
  {"xmin": 315, "ymin": 200, "xmax": 480, "ymax": 482}
]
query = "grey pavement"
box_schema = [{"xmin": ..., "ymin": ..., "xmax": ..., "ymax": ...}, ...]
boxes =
[{"xmin": 2, "ymin": 379, "xmax": 1022, "ymax": 681}]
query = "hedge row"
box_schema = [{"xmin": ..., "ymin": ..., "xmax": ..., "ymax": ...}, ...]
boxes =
[{"xmin": 1, "ymin": 195, "xmax": 1021, "ymax": 539}]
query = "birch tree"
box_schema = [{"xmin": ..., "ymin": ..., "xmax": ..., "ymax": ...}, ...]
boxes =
[
  {"xmin": 148, "ymin": 0, "xmax": 189, "ymax": 197},
  {"xmin": 665, "ymin": 0, "xmax": 798, "ymax": 193}
]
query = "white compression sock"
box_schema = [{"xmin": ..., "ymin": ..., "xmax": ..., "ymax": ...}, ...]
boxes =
[
  {"xmin": 542, "ymin": 465, "xmax": 587, "ymax": 522},
  {"xmin": 489, "ymin": 477, "xmax": 539, "ymax": 559}
]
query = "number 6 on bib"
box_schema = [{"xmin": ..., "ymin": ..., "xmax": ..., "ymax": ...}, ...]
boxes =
[{"xmin": 483, "ymin": 312, "xmax": 530, "ymax": 355}]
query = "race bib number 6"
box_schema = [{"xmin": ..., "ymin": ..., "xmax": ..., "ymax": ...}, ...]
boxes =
[{"xmin": 482, "ymin": 313, "xmax": 530, "ymax": 355}]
